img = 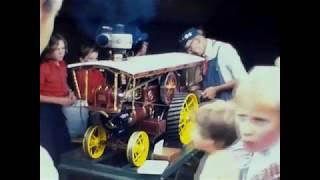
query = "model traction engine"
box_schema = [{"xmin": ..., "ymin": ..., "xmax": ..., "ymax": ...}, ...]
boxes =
[{"xmin": 70, "ymin": 25, "xmax": 200, "ymax": 167}]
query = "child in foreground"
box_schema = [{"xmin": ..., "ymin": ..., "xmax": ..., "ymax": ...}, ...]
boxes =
[
  {"xmin": 233, "ymin": 66, "xmax": 280, "ymax": 180},
  {"xmin": 192, "ymin": 100, "xmax": 239, "ymax": 180}
]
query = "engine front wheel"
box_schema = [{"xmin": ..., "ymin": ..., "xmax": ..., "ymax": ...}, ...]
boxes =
[
  {"xmin": 126, "ymin": 131, "xmax": 150, "ymax": 167},
  {"xmin": 83, "ymin": 125, "xmax": 107, "ymax": 159}
]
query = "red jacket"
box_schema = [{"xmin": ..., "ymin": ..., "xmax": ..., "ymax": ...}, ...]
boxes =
[
  {"xmin": 40, "ymin": 60, "xmax": 69, "ymax": 97},
  {"xmin": 75, "ymin": 68, "xmax": 107, "ymax": 104}
]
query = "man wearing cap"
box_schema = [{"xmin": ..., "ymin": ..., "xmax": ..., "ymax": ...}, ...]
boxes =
[{"xmin": 179, "ymin": 27, "xmax": 247, "ymax": 101}]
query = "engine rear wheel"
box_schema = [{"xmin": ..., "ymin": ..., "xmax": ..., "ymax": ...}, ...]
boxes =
[{"xmin": 166, "ymin": 93, "xmax": 199, "ymax": 145}]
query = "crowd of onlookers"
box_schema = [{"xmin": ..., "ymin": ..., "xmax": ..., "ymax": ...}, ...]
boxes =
[{"xmin": 40, "ymin": 0, "xmax": 280, "ymax": 179}]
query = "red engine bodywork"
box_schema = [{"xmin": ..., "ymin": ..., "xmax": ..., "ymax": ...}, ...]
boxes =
[
  {"xmin": 92, "ymin": 84, "xmax": 166, "ymax": 141},
  {"xmin": 94, "ymin": 87, "xmax": 116, "ymax": 112}
]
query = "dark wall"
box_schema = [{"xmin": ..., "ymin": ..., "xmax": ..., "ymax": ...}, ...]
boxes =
[{"xmin": 53, "ymin": 0, "xmax": 279, "ymax": 70}]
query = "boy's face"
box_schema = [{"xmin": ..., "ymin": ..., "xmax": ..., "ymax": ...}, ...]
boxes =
[
  {"xmin": 40, "ymin": 0, "xmax": 63, "ymax": 54},
  {"xmin": 236, "ymin": 103, "xmax": 280, "ymax": 152}
]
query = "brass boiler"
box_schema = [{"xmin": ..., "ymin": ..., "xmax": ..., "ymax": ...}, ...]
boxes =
[
  {"xmin": 130, "ymin": 85, "xmax": 160, "ymax": 125},
  {"xmin": 130, "ymin": 106, "xmax": 148, "ymax": 125},
  {"xmin": 93, "ymin": 85, "xmax": 160, "ymax": 126},
  {"xmin": 94, "ymin": 86, "xmax": 118, "ymax": 112},
  {"xmin": 143, "ymin": 85, "xmax": 159, "ymax": 103}
]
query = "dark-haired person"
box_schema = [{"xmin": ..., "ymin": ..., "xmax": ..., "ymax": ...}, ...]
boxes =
[
  {"xmin": 63, "ymin": 44, "xmax": 104, "ymax": 139},
  {"xmin": 75, "ymin": 44, "xmax": 107, "ymax": 105},
  {"xmin": 128, "ymin": 26, "xmax": 149, "ymax": 57},
  {"xmin": 192, "ymin": 100, "xmax": 239, "ymax": 180},
  {"xmin": 40, "ymin": 34, "xmax": 76, "ymax": 165}
]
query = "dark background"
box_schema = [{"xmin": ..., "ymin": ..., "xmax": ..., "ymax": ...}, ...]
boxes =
[{"xmin": 54, "ymin": 0, "xmax": 279, "ymax": 70}]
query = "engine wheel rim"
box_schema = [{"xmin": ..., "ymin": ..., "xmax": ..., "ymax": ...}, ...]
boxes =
[
  {"xmin": 82, "ymin": 126, "xmax": 93, "ymax": 152},
  {"xmin": 83, "ymin": 126, "xmax": 107, "ymax": 159},
  {"xmin": 179, "ymin": 94, "xmax": 199, "ymax": 145},
  {"xmin": 127, "ymin": 131, "xmax": 149, "ymax": 167}
]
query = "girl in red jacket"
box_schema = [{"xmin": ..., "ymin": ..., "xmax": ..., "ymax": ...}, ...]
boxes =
[{"xmin": 40, "ymin": 34, "xmax": 75, "ymax": 165}]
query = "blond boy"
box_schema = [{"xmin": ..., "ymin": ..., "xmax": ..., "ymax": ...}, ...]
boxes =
[{"xmin": 233, "ymin": 66, "xmax": 280, "ymax": 180}]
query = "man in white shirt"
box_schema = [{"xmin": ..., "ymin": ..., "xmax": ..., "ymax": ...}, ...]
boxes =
[
  {"xmin": 179, "ymin": 27, "xmax": 248, "ymax": 101},
  {"xmin": 233, "ymin": 66, "xmax": 280, "ymax": 180},
  {"xmin": 40, "ymin": 0, "xmax": 64, "ymax": 179}
]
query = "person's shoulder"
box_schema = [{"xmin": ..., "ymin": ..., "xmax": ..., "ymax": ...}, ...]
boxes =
[
  {"xmin": 40, "ymin": 60, "xmax": 51, "ymax": 71},
  {"xmin": 269, "ymin": 140, "xmax": 280, "ymax": 164},
  {"xmin": 40, "ymin": 60, "xmax": 49, "ymax": 66},
  {"xmin": 209, "ymin": 151, "xmax": 234, "ymax": 162},
  {"xmin": 201, "ymin": 151, "xmax": 239, "ymax": 179},
  {"xmin": 91, "ymin": 68, "xmax": 104, "ymax": 76},
  {"xmin": 60, "ymin": 60, "xmax": 67, "ymax": 68},
  {"xmin": 216, "ymin": 41, "xmax": 237, "ymax": 52},
  {"xmin": 204, "ymin": 151, "xmax": 235, "ymax": 170}
]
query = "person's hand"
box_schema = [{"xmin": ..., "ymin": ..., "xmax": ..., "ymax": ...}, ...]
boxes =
[
  {"xmin": 201, "ymin": 86, "xmax": 218, "ymax": 100},
  {"xmin": 58, "ymin": 92, "xmax": 77, "ymax": 106},
  {"xmin": 194, "ymin": 90, "xmax": 203, "ymax": 101},
  {"xmin": 68, "ymin": 92, "xmax": 77, "ymax": 104},
  {"xmin": 58, "ymin": 97, "xmax": 75, "ymax": 106}
]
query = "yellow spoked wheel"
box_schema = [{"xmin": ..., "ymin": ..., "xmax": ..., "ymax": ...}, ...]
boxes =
[
  {"xmin": 166, "ymin": 93, "xmax": 199, "ymax": 145},
  {"xmin": 179, "ymin": 94, "xmax": 199, "ymax": 144},
  {"xmin": 126, "ymin": 131, "xmax": 150, "ymax": 167},
  {"xmin": 83, "ymin": 126, "xmax": 107, "ymax": 159}
]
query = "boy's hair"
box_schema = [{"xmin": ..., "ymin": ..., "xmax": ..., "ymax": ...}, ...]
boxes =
[
  {"xmin": 196, "ymin": 100, "xmax": 238, "ymax": 149},
  {"xmin": 233, "ymin": 66, "xmax": 280, "ymax": 111},
  {"xmin": 80, "ymin": 44, "xmax": 99, "ymax": 59},
  {"xmin": 42, "ymin": 33, "xmax": 68, "ymax": 59}
]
